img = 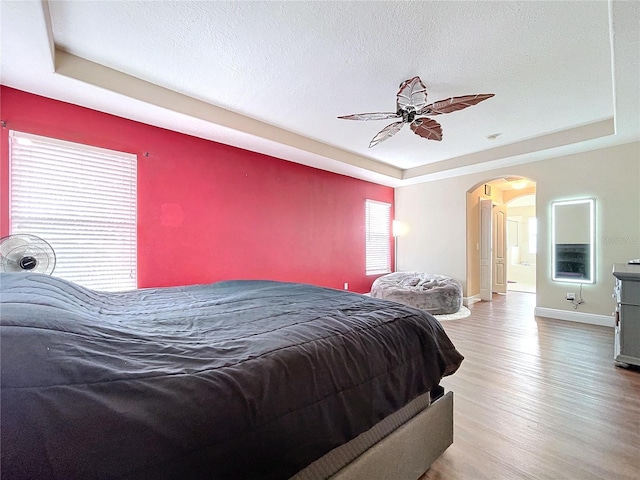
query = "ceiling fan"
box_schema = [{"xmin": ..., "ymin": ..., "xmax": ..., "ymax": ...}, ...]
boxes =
[{"xmin": 338, "ymin": 76, "xmax": 494, "ymax": 148}]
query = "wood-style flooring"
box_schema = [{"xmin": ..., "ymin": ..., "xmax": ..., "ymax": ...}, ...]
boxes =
[{"xmin": 421, "ymin": 292, "xmax": 640, "ymax": 480}]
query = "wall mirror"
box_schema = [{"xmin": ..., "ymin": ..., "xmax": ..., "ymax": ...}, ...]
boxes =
[{"xmin": 551, "ymin": 198, "xmax": 595, "ymax": 283}]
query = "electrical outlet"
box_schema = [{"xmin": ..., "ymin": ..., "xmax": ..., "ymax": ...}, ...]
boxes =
[
  {"xmin": 344, "ymin": 282, "xmax": 348, "ymax": 290},
  {"xmin": 566, "ymin": 293, "xmax": 576, "ymax": 301}
]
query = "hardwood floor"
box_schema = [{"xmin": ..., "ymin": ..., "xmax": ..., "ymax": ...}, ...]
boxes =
[{"xmin": 421, "ymin": 292, "xmax": 640, "ymax": 480}]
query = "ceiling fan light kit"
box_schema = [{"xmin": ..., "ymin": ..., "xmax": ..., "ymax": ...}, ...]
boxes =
[{"xmin": 338, "ymin": 76, "xmax": 494, "ymax": 148}]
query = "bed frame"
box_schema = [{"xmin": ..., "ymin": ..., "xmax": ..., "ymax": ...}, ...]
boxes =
[
  {"xmin": 332, "ymin": 392, "xmax": 453, "ymax": 480},
  {"xmin": 292, "ymin": 391, "xmax": 453, "ymax": 480}
]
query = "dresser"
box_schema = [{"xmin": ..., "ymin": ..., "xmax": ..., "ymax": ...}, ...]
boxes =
[{"xmin": 613, "ymin": 263, "xmax": 640, "ymax": 367}]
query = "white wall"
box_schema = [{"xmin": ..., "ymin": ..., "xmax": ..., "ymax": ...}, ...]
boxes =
[
  {"xmin": 394, "ymin": 175, "xmax": 468, "ymax": 285},
  {"xmin": 395, "ymin": 141, "xmax": 640, "ymax": 318}
]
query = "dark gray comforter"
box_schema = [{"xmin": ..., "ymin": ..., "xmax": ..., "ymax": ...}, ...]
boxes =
[{"xmin": 0, "ymin": 273, "xmax": 463, "ymax": 480}]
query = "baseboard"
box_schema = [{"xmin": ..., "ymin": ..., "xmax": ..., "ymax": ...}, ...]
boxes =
[
  {"xmin": 534, "ymin": 307, "xmax": 614, "ymax": 328},
  {"xmin": 463, "ymin": 295, "xmax": 481, "ymax": 307}
]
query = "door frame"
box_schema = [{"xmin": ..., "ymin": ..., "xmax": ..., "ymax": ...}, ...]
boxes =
[{"xmin": 480, "ymin": 198, "xmax": 493, "ymax": 301}]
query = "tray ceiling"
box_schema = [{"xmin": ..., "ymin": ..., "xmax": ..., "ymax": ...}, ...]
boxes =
[{"xmin": 1, "ymin": 1, "xmax": 638, "ymax": 186}]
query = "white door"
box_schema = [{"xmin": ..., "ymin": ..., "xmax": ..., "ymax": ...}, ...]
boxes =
[
  {"xmin": 493, "ymin": 204, "xmax": 507, "ymax": 294},
  {"xmin": 480, "ymin": 199, "xmax": 493, "ymax": 301}
]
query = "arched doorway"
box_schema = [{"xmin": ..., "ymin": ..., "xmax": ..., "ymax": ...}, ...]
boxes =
[{"xmin": 465, "ymin": 177, "xmax": 536, "ymax": 304}]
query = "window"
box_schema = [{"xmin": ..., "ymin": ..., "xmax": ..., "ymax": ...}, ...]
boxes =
[
  {"xmin": 365, "ymin": 199, "xmax": 391, "ymax": 275},
  {"xmin": 9, "ymin": 130, "xmax": 137, "ymax": 291}
]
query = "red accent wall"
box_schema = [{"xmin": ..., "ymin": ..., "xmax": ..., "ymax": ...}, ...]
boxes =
[{"xmin": 0, "ymin": 86, "xmax": 394, "ymax": 293}]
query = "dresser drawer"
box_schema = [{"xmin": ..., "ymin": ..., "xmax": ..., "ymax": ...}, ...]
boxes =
[
  {"xmin": 619, "ymin": 279, "xmax": 640, "ymax": 305},
  {"xmin": 619, "ymin": 304, "xmax": 640, "ymax": 358}
]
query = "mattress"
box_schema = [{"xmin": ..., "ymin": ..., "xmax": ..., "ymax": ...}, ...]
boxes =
[{"xmin": 0, "ymin": 273, "xmax": 463, "ymax": 480}]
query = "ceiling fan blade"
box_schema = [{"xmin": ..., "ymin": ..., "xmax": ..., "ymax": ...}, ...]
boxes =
[
  {"xmin": 369, "ymin": 121, "xmax": 405, "ymax": 148},
  {"xmin": 338, "ymin": 112, "xmax": 400, "ymax": 121},
  {"xmin": 410, "ymin": 118, "xmax": 443, "ymax": 141},
  {"xmin": 396, "ymin": 76, "xmax": 428, "ymax": 112},
  {"xmin": 420, "ymin": 93, "xmax": 494, "ymax": 115}
]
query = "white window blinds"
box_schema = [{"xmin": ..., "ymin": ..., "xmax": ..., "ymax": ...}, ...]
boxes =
[
  {"xmin": 9, "ymin": 130, "xmax": 137, "ymax": 291},
  {"xmin": 365, "ymin": 199, "xmax": 391, "ymax": 275}
]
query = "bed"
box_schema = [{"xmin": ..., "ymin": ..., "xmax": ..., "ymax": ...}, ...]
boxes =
[{"xmin": 0, "ymin": 273, "xmax": 463, "ymax": 480}]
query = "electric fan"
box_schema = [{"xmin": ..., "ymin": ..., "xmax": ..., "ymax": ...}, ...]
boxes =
[{"xmin": 0, "ymin": 234, "xmax": 56, "ymax": 275}]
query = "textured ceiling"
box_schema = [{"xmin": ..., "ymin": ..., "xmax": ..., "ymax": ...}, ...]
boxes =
[{"xmin": 1, "ymin": 1, "xmax": 638, "ymax": 186}]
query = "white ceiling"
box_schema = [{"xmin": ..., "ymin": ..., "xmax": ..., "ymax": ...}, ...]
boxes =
[{"xmin": 1, "ymin": 1, "xmax": 638, "ymax": 187}]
